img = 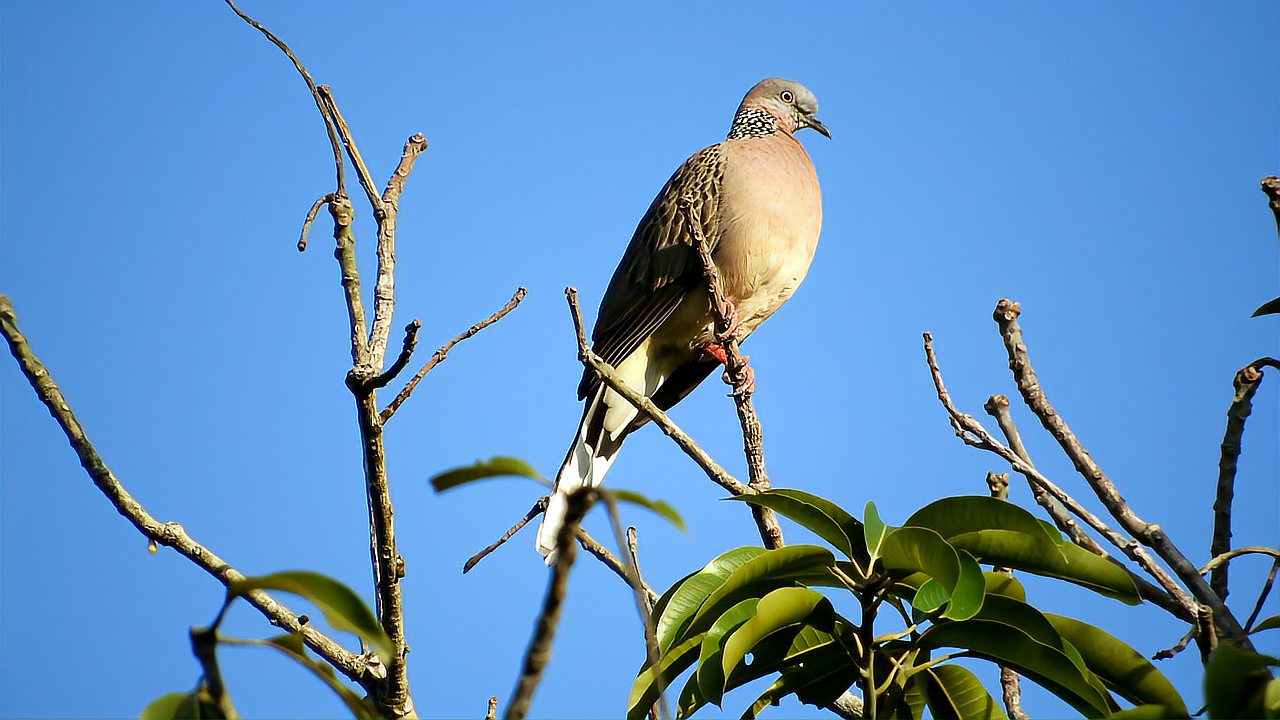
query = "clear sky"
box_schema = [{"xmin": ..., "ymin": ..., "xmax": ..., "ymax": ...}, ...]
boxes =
[{"xmin": 2, "ymin": 2, "xmax": 1277, "ymax": 718}]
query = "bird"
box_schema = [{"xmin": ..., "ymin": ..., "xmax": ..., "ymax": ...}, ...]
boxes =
[{"xmin": 536, "ymin": 77, "xmax": 828, "ymax": 559}]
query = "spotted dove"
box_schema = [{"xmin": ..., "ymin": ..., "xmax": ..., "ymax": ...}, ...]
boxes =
[{"xmin": 536, "ymin": 77, "xmax": 828, "ymax": 558}]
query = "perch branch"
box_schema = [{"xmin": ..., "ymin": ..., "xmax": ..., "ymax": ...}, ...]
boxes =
[
  {"xmin": 1211, "ymin": 358, "xmax": 1278, "ymax": 601},
  {"xmin": 565, "ymin": 288, "xmax": 748, "ymax": 496},
  {"xmin": 505, "ymin": 488, "xmax": 596, "ymax": 719},
  {"xmin": 381, "ymin": 287, "xmax": 527, "ymax": 422},
  {"xmin": 0, "ymin": 295, "xmax": 376, "ymax": 687},
  {"xmin": 678, "ymin": 198, "xmax": 782, "ymax": 549},
  {"xmin": 991, "ymin": 299, "xmax": 1250, "ymax": 646},
  {"xmin": 923, "ymin": 332, "xmax": 1197, "ymax": 623}
]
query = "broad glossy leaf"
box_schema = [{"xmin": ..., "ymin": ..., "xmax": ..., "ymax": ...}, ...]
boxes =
[
  {"xmin": 142, "ymin": 692, "xmax": 197, "ymax": 720},
  {"xmin": 948, "ymin": 529, "xmax": 1140, "ymax": 603},
  {"xmin": 695, "ymin": 598, "xmax": 758, "ymax": 706},
  {"xmin": 730, "ymin": 489, "xmax": 868, "ymax": 562},
  {"xmin": 1105, "ymin": 704, "xmax": 1172, "ymax": 719},
  {"xmin": 1046, "ymin": 615, "xmax": 1188, "ymax": 717},
  {"xmin": 721, "ymin": 588, "xmax": 833, "ymax": 683},
  {"xmin": 865, "ymin": 501, "xmax": 890, "ymax": 563},
  {"xmin": 629, "ymin": 633, "xmax": 705, "ymax": 719},
  {"xmin": 920, "ymin": 619, "xmax": 1111, "ymax": 718},
  {"xmin": 229, "ymin": 571, "xmax": 393, "ymax": 663},
  {"xmin": 610, "ymin": 489, "xmax": 687, "ymax": 531},
  {"xmin": 902, "ymin": 675, "xmax": 928, "ymax": 719},
  {"xmin": 429, "ymin": 456, "xmax": 546, "ymax": 492},
  {"xmin": 906, "ymin": 496, "xmax": 1061, "ymax": 550},
  {"xmin": 738, "ymin": 646, "xmax": 859, "ymax": 718},
  {"xmin": 913, "ymin": 578, "xmax": 949, "ymax": 614},
  {"xmin": 1204, "ymin": 641, "xmax": 1280, "ymax": 719},
  {"xmin": 944, "ymin": 550, "xmax": 986, "ymax": 621},
  {"xmin": 1253, "ymin": 297, "xmax": 1280, "ymax": 317},
  {"xmin": 923, "ymin": 664, "xmax": 1007, "ymax": 719},
  {"xmin": 984, "ymin": 572, "xmax": 1027, "ymax": 602},
  {"xmin": 656, "ymin": 547, "xmax": 767, "ymax": 653},
  {"xmin": 1253, "ymin": 615, "xmax": 1280, "ymax": 634},
  {"xmin": 684, "ymin": 545, "xmax": 836, "ymax": 646},
  {"xmin": 258, "ymin": 634, "xmax": 377, "ymax": 719}
]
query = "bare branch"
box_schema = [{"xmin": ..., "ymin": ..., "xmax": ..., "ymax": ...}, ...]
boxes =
[
  {"xmin": 982, "ymin": 395, "xmax": 1184, "ymax": 618},
  {"xmin": 1211, "ymin": 358, "xmax": 1278, "ymax": 600},
  {"xmin": 991, "ymin": 299, "xmax": 1251, "ymax": 646},
  {"xmin": 317, "ymin": 85, "xmax": 384, "ymax": 216},
  {"xmin": 384, "ymin": 133, "xmax": 429, "ymax": 206},
  {"xmin": 222, "ymin": 0, "xmax": 345, "ymax": 194},
  {"xmin": 298, "ymin": 193, "xmax": 337, "ymax": 252},
  {"xmin": 464, "ymin": 497, "xmax": 549, "ymax": 574},
  {"xmin": 600, "ymin": 500, "xmax": 668, "ymax": 720},
  {"xmin": 1245, "ymin": 557, "xmax": 1280, "ymax": 633},
  {"xmin": 381, "ymin": 287, "xmax": 528, "ymax": 422},
  {"xmin": 999, "ymin": 667, "xmax": 1030, "ymax": 720},
  {"xmin": 1201, "ymin": 546, "xmax": 1280, "ymax": 576},
  {"xmin": 923, "ymin": 331, "xmax": 1198, "ymax": 624},
  {"xmin": 329, "ymin": 195, "xmax": 371, "ymax": 366},
  {"xmin": 0, "ymin": 295, "xmax": 375, "ymax": 687},
  {"xmin": 506, "ymin": 488, "xmax": 596, "ymax": 719},
  {"xmin": 1153, "ymin": 627, "xmax": 1197, "ymax": 661},
  {"xmin": 366, "ymin": 133, "xmax": 428, "ymax": 371},
  {"xmin": 677, "ymin": 199, "xmax": 782, "ymax": 549},
  {"xmin": 575, "ymin": 528, "xmax": 658, "ymax": 606},
  {"xmin": 368, "ymin": 320, "xmax": 422, "ymax": 390},
  {"xmin": 565, "ymin": 288, "xmax": 749, "ymax": 497},
  {"xmin": 486, "ymin": 697, "xmax": 498, "ymax": 720}
]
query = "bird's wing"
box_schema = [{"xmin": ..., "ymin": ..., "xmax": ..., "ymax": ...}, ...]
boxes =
[{"xmin": 578, "ymin": 144, "xmax": 724, "ymax": 399}]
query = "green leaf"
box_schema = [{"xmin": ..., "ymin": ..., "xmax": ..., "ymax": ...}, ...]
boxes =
[
  {"xmin": 947, "ymin": 529, "xmax": 1140, "ymax": 603},
  {"xmin": 610, "ymin": 489, "xmax": 687, "ymax": 531},
  {"xmin": 1265, "ymin": 678, "xmax": 1280, "ymax": 719},
  {"xmin": 257, "ymin": 634, "xmax": 378, "ymax": 719},
  {"xmin": 738, "ymin": 646, "xmax": 860, "ymax": 718},
  {"xmin": 913, "ymin": 578, "xmax": 949, "ymax": 614},
  {"xmin": 906, "ymin": 496, "xmax": 1062, "ymax": 551},
  {"xmin": 429, "ymin": 456, "xmax": 546, "ymax": 492},
  {"xmin": 984, "ymin": 572, "xmax": 1026, "ymax": 602},
  {"xmin": 1204, "ymin": 641, "xmax": 1280, "ymax": 719},
  {"xmin": 1046, "ymin": 615, "xmax": 1188, "ymax": 717},
  {"xmin": 720, "ymin": 588, "xmax": 834, "ymax": 684},
  {"xmin": 695, "ymin": 598, "xmax": 759, "ymax": 707},
  {"xmin": 881, "ymin": 527, "xmax": 983, "ymax": 620},
  {"xmin": 685, "ymin": 546, "xmax": 836, "ymax": 646},
  {"xmin": 656, "ymin": 547, "xmax": 767, "ymax": 654},
  {"xmin": 920, "ymin": 618, "xmax": 1111, "ymax": 718},
  {"xmin": 142, "ymin": 693, "xmax": 199, "ymax": 720},
  {"xmin": 629, "ymin": 633, "xmax": 704, "ymax": 719},
  {"xmin": 903, "ymin": 675, "xmax": 928, "ymax": 719},
  {"xmin": 922, "ymin": 664, "xmax": 1007, "ymax": 719},
  {"xmin": 1252, "ymin": 615, "xmax": 1280, "ymax": 634},
  {"xmin": 1253, "ymin": 297, "xmax": 1280, "ymax": 317},
  {"xmin": 865, "ymin": 501, "xmax": 890, "ymax": 563},
  {"xmin": 729, "ymin": 489, "xmax": 868, "ymax": 562},
  {"xmin": 229, "ymin": 571, "xmax": 393, "ymax": 664}
]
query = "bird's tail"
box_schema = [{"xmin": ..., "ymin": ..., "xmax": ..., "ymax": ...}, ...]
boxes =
[{"xmin": 536, "ymin": 387, "xmax": 625, "ymax": 562}]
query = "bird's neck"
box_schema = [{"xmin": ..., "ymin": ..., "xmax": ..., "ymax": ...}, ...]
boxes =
[{"xmin": 727, "ymin": 106, "xmax": 780, "ymax": 140}]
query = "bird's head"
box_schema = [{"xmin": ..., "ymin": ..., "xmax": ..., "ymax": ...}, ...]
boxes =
[{"xmin": 737, "ymin": 78, "xmax": 830, "ymax": 138}]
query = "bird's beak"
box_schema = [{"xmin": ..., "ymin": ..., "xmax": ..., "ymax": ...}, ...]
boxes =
[{"xmin": 806, "ymin": 115, "xmax": 832, "ymax": 139}]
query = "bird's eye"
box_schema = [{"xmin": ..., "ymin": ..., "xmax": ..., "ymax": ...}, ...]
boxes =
[{"xmin": 780, "ymin": 90, "xmax": 795, "ymax": 104}]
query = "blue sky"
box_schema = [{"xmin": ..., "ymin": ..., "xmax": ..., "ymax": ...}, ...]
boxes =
[{"xmin": 2, "ymin": 2, "xmax": 1277, "ymax": 718}]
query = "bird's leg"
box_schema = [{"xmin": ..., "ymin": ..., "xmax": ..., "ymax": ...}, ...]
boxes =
[
  {"xmin": 703, "ymin": 342, "xmax": 755, "ymax": 397},
  {"xmin": 714, "ymin": 300, "xmax": 742, "ymax": 342}
]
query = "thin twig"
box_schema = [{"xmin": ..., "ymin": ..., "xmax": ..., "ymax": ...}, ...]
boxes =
[
  {"xmin": 368, "ymin": 320, "xmax": 422, "ymax": 390},
  {"xmin": 991, "ymin": 299, "xmax": 1251, "ymax": 646},
  {"xmin": 1200, "ymin": 546, "xmax": 1280, "ymax": 575},
  {"xmin": 1245, "ymin": 557, "xmax": 1280, "ymax": 633},
  {"xmin": 565, "ymin": 288, "xmax": 749, "ymax": 496},
  {"xmin": 600, "ymin": 500, "xmax": 668, "ymax": 720},
  {"xmin": 678, "ymin": 199, "xmax": 782, "ymax": 549},
  {"xmin": 298, "ymin": 193, "xmax": 337, "ymax": 252},
  {"xmin": 982, "ymin": 395, "xmax": 1183, "ymax": 617},
  {"xmin": 1211, "ymin": 358, "xmax": 1278, "ymax": 601},
  {"xmin": 1153, "ymin": 627, "xmax": 1197, "ymax": 661},
  {"xmin": 575, "ymin": 529, "xmax": 658, "ymax": 607},
  {"xmin": 923, "ymin": 331, "xmax": 1198, "ymax": 623},
  {"xmin": 317, "ymin": 86, "xmax": 384, "ymax": 216},
  {"xmin": 222, "ymin": 0, "xmax": 345, "ymax": 193},
  {"xmin": 464, "ymin": 497, "xmax": 549, "ymax": 574},
  {"xmin": 0, "ymin": 295, "xmax": 375, "ymax": 686},
  {"xmin": 506, "ymin": 488, "xmax": 596, "ymax": 719},
  {"xmin": 381, "ymin": 287, "xmax": 528, "ymax": 422}
]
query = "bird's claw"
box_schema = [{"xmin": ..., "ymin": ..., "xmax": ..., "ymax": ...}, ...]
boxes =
[{"xmin": 715, "ymin": 300, "xmax": 742, "ymax": 342}]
